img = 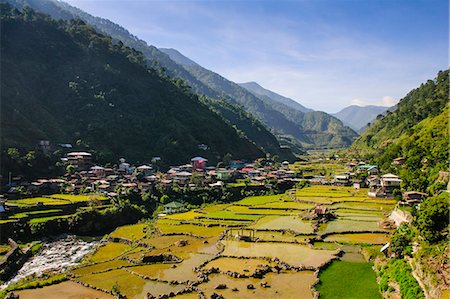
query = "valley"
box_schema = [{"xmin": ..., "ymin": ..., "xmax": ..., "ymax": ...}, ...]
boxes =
[
  {"xmin": 2, "ymin": 184, "xmax": 395, "ymax": 299},
  {"xmin": 0, "ymin": 1, "xmax": 448, "ymax": 299}
]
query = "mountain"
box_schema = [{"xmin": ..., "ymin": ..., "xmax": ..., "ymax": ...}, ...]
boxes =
[
  {"xmin": 9, "ymin": 0, "xmax": 357, "ymax": 150},
  {"xmin": 352, "ymin": 70, "xmax": 449, "ymax": 192},
  {"xmin": 332, "ymin": 105, "xmax": 390, "ymax": 132},
  {"xmin": 159, "ymin": 48, "xmax": 358, "ymax": 149},
  {"xmin": 0, "ymin": 5, "xmax": 264, "ymax": 168},
  {"xmin": 4, "ymin": 0, "xmax": 291, "ymax": 160},
  {"xmin": 238, "ymin": 81, "xmax": 312, "ymax": 113}
]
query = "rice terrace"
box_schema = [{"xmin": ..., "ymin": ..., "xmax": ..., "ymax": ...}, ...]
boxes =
[
  {"xmin": 1, "ymin": 0, "xmax": 448, "ymax": 298},
  {"xmin": 3, "ymin": 185, "xmax": 396, "ymax": 298}
]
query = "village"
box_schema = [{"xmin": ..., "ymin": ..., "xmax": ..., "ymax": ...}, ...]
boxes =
[{"xmin": 1, "ymin": 148, "xmax": 432, "ymax": 214}]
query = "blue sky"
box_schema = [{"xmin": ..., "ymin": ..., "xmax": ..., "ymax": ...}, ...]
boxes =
[{"xmin": 66, "ymin": 0, "xmax": 448, "ymax": 112}]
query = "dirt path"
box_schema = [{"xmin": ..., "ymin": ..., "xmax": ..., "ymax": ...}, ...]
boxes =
[{"xmin": 407, "ymin": 258, "xmax": 431, "ymax": 299}]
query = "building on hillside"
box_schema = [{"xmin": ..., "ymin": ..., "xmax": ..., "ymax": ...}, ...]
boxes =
[
  {"xmin": 38, "ymin": 140, "xmax": 51, "ymax": 154},
  {"xmin": 191, "ymin": 157, "xmax": 207, "ymax": 170},
  {"xmin": 173, "ymin": 171, "xmax": 192, "ymax": 185},
  {"xmin": 230, "ymin": 160, "xmax": 246, "ymax": 170},
  {"xmin": 91, "ymin": 166, "xmax": 105, "ymax": 177},
  {"xmin": 334, "ymin": 174, "xmax": 350, "ymax": 186},
  {"xmin": 216, "ymin": 169, "xmax": 232, "ymax": 181},
  {"xmin": 67, "ymin": 152, "xmax": 92, "ymax": 169},
  {"xmin": 0, "ymin": 204, "xmax": 6, "ymax": 219},
  {"xmin": 281, "ymin": 161, "xmax": 290, "ymax": 170},
  {"xmin": 136, "ymin": 165, "xmax": 153, "ymax": 176},
  {"xmin": 392, "ymin": 157, "xmax": 406, "ymax": 165},
  {"xmin": 381, "ymin": 174, "xmax": 402, "ymax": 188},
  {"xmin": 359, "ymin": 165, "xmax": 379, "ymax": 175},
  {"xmin": 399, "ymin": 191, "xmax": 428, "ymax": 205}
]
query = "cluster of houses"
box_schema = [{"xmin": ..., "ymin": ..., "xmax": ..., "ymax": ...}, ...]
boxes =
[
  {"xmin": 5, "ymin": 151, "xmax": 302, "ymax": 198},
  {"xmin": 331, "ymin": 161, "xmax": 430, "ymax": 205}
]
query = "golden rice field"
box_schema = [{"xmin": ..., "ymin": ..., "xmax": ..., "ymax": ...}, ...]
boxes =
[{"xmin": 13, "ymin": 185, "xmax": 394, "ymax": 298}]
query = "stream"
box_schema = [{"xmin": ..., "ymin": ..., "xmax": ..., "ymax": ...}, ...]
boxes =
[{"xmin": 1, "ymin": 235, "xmax": 100, "ymax": 290}]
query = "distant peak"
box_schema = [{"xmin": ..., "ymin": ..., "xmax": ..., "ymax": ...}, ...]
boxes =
[{"xmin": 159, "ymin": 48, "xmax": 198, "ymax": 66}]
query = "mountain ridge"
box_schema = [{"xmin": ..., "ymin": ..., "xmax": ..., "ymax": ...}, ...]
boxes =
[
  {"xmin": 238, "ymin": 81, "xmax": 313, "ymax": 113},
  {"xmin": 332, "ymin": 104, "xmax": 390, "ymax": 132},
  {"xmin": 5, "ymin": 0, "xmax": 291, "ymax": 159},
  {"xmin": 352, "ymin": 69, "xmax": 449, "ymax": 192},
  {"xmin": 0, "ymin": 5, "xmax": 264, "ymax": 168}
]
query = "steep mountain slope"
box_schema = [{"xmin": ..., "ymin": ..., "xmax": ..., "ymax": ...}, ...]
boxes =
[
  {"xmin": 5, "ymin": 0, "xmax": 289, "ymax": 159},
  {"xmin": 332, "ymin": 105, "xmax": 390, "ymax": 132},
  {"xmin": 238, "ymin": 81, "xmax": 312, "ymax": 113},
  {"xmin": 160, "ymin": 48, "xmax": 358, "ymax": 148},
  {"xmin": 352, "ymin": 70, "xmax": 449, "ymax": 192},
  {"xmin": 0, "ymin": 6, "xmax": 263, "ymax": 165},
  {"xmin": 10, "ymin": 0, "xmax": 357, "ymax": 150}
]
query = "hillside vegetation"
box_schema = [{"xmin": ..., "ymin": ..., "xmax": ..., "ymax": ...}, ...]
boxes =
[
  {"xmin": 352, "ymin": 70, "xmax": 449, "ymax": 192},
  {"xmin": 0, "ymin": 5, "xmax": 263, "ymax": 167},
  {"xmin": 5, "ymin": 0, "xmax": 290, "ymax": 158}
]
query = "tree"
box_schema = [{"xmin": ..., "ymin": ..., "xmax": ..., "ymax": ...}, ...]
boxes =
[
  {"xmin": 66, "ymin": 164, "xmax": 75, "ymax": 174},
  {"xmin": 390, "ymin": 223, "xmax": 415, "ymax": 257},
  {"xmin": 160, "ymin": 194, "xmax": 169, "ymax": 204},
  {"xmin": 392, "ymin": 189, "xmax": 402, "ymax": 202},
  {"xmin": 416, "ymin": 192, "xmax": 449, "ymax": 243},
  {"xmin": 7, "ymin": 147, "xmax": 20, "ymax": 160}
]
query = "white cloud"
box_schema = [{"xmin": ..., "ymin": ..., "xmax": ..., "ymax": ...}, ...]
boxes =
[{"xmin": 350, "ymin": 96, "xmax": 397, "ymax": 107}]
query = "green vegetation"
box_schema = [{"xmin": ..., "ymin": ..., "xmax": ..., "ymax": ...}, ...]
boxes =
[
  {"xmin": 88, "ymin": 242, "xmax": 132, "ymax": 262},
  {"xmin": 0, "ymin": 274, "xmax": 68, "ymax": 298},
  {"xmin": 48, "ymin": 194, "xmax": 107, "ymax": 202},
  {"xmin": 29, "ymin": 214, "xmax": 72, "ymax": 224},
  {"xmin": 317, "ymin": 260, "xmax": 381, "ymax": 299},
  {"xmin": 10, "ymin": 209, "xmax": 63, "ymax": 219},
  {"xmin": 199, "ymin": 210, "xmax": 261, "ymax": 221},
  {"xmin": 415, "ymin": 192, "xmax": 449, "ymax": 243},
  {"xmin": 0, "ymin": 3, "xmax": 263, "ymax": 176},
  {"xmin": 109, "ymin": 223, "xmax": 148, "ymax": 240},
  {"xmin": 7, "ymin": 197, "xmax": 70, "ymax": 206},
  {"xmin": 236, "ymin": 194, "xmax": 286, "ymax": 205},
  {"xmin": 378, "ymin": 259, "xmax": 424, "ymax": 299},
  {"xmin": 353, "ymin": 70, "xmax": 449, "ymax": 192}
]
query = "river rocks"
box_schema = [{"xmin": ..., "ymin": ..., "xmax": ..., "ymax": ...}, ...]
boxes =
[
  {"xmin": 5, "ymin": 292, "xmax": 19, "ymax": 299},
  {"xmin": 215, "ymin": 283, "xmax": 227, "ymax": 289},
  {"xmin": 210, "ymin": 293, "xmax": 224, "ymax": 299},
  {"xmin": 1, "ymin": 235, "xmax": 98, "ymax": 289},
  {"xmin": 260, "ymin": 281, "xmax": 270, "ymax": 288},
  {"xmin": 175, "ymin": 240, "xmax": 188, "ymax": 247},
  {"xmin": 247, "ymin": 284, "xmax": 255, "ymax": 289},
  {"xmin": 232, "ymin": 287, "xmax": 239, "ymax": 292}
]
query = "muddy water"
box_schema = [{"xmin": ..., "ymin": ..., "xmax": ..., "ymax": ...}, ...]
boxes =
[
  {"xmin": 200, "ymin": 271, "xmax": 316, "ymax": 299},
  {"xmin": 221, "ymin": 240, "xmax": 337, "ymax": 268},
  {"xmin": 1, "ymin": 235, "xmax": 99, "ymax": 289}
]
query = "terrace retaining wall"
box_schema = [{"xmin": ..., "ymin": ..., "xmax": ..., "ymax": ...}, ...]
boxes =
[{"xmin": 0, "ymin": 238, "xmax": 28, "ymax": 282}]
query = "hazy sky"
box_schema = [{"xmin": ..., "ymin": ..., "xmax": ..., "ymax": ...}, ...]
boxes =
[{"xmin": 66, "ymin": 0, "xmax": 448, "ymax": 112}]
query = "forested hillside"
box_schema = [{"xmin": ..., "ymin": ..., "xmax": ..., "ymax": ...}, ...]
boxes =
[
  {"xmin": 0, "ymin": 5, "xmax": 264, "ymax": 168},
  {"xmin": 352, "ymin": 70, "xmax": 449, "ymax": 192},
  {"xmin": 4, "ymin": 0, "xmax": 291, "ymax": 158}
]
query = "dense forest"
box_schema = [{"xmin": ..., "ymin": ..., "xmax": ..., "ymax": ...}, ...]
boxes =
[
  {"xmin": 352, "ymin": 70, "xmax": 449, "ymax": 192},
  {"xmin": 4, "ymin": 0, "xmax": 291, "ymax": 159},
  {"xmin": 0, "ymin": 5, "xmax": 265, "ymax": 177}
]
